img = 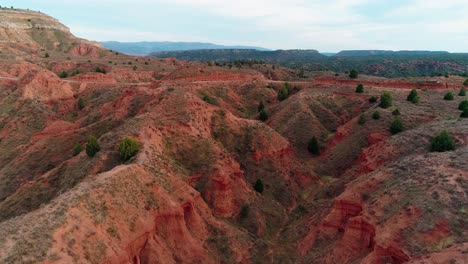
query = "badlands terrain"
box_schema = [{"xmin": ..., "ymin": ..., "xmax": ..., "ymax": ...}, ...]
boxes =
[{"xmin": 0, "ymin": 8, "xmax": 466, "ymax": 264}]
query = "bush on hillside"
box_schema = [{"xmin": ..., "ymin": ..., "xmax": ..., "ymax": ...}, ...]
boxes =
[
  {"xmin": 459, "ymin": 87, "xmax": 466, "ymax": 96},
  {"xmin": 407, "ymin": 89, "xmax": 419, "ymax": 103},
  {"xmin": 356, "ymin": 84, "xmax": 364, "ymax": 93},
  {"xmin": 308, "ymin": 136, "xmax": 320, "ymax": 155},
  {"xmin": 461, "ymin": 108, "xmax": 468, "ymax": 118},
  {"xmin": 443, "ymin": 92, "xmax": 454, "ymax": 100},
  {"xmin": 278, "ymin": 82, "xmax": 291, "ymax": 101},
  {"xmin": 464, "ymin": 79, "xmax": 468, "ymax": 86},
  {"xmin": 59, "ymin": 70, "xmax": 68, "ymax": 78},
  {"xmin": 254, "ymin": 179, "xmax": 264, "ymax": 193},
  {"xmin": 85, "ymin": 135, "xmax": 100, "ymax": 157},
  {"xmin": 259, "ymin": 109, "xmax": 268, "ymax": 121},
  {"xmin": 390, "ymin": 119, "xmax": 403, "ymax": 135},
  {"xmin": 77, "ymin": 98, "xmax": 85, "ymax": 110},
  {"xmin": 72, "ymin": 143, "xmax": 83, "ymax": 157},
  {"xmin": 358, "ymin": 114, "xmax": 366, "ymax": 125},
  {"xmin": 372, "ymin": 111, "xmax": 380, "ymax": 120},
  {"xmin": 369, "ymin": 96, "xmax": 377, "ymax": 103},
  {"xmin": 392, "ymin": 108, "xmax": 401, "ymax": 116},
  {"xmin": 349, "ymin": 69, "xmax": 358, "ymax": 79},
  {"xmin": 240, "ymin": 204, "xmax": 249, "ymax": 219},
  {"xmin": 379, "ymin": 92, "xmax": 392, "ymax": 108},
  {"xmin": 118, "ymin": 136, "xmax": 141, "ymax": 162},
  {"xmin": 458, "ymin": 100, "xmax": 468, "ymax": 110},
  {"xmin": 257, "ymin": 101, "xmax": 265, "ymax": 112},
  {"xmin": 431, "ymin": 131, "xmax": 455, "ymax": 152}
]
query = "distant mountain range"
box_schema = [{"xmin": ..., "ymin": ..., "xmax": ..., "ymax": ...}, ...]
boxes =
[
  {"xmin": 335, "ymin": 50, "xmax": 450, "ymax": 57},
  {"xmin": 149, "ymin": 49, "xmax": 325, "ymax": 64},
  {"xmin": 148, "ymin": 49, "xmax": 468, "ymax": 78},
  {"xmin": 100, "ymin": 41, "xmax": 270, "ymax": 55}
]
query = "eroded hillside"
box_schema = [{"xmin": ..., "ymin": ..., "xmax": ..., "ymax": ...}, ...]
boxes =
[{"xmin": 0, "ymin": 9, "xmax": 467, "ymax": 264}]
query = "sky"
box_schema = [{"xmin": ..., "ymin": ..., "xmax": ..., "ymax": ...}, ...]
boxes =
[{"xmin": 1, "ymin": 0, "xmax": 468, "ymax": 52}]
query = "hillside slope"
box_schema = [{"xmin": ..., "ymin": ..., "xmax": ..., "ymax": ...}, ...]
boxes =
[{"xmin": 0, "ymin": 10, "xmax": 466, "ymax": 264}]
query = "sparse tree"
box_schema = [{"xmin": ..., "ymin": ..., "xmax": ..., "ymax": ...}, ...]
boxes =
[
  {"xmin": 72, "ymin": 143, "xmax": 83, "ymax": 157},
  {"xmin": 379, "ymin": 92, "xmax": 393, "ymax": 108},
  {"xmin": 459, "ymin": 87, "xmax": 466, "ymax": 96},
  {"xmin": 356, "ymin": 84, "xmax": 364, "ymax": 93},
  {"xmin": 443, "ymin": 92, "xmax": 454, "ymax": 101},
  {"xmin": 431, "ymin": 131, "xmax": 455, "ymax": 152},
  {"xmin": 390, "ymin": 119, "xmax": 403, "ymax": 135},
  {"xmin": 254, "ymin": 179, "xmax": 264, "ymax": 193},
  {"xmin": 278, "ymin": 82, "xmax": 290, "ymax": 101},
  {"xmin": 77, "ymin": 98, "xmax": 85, "ymax": 110},
  {"xmin": 458, "ymin": 100, "xmax": 468, "ymax": 110},
  {"xmin": 349, "ymin": 69, "xmax": 358, "ymax": 79},
  {"xmin": 85, "ymin": 135, "xmax": 100, "ymax": 157},
  {"xmin": 59, "ymin": 70, "xmax": 68, "ymax": 78},
  {"xmin": 259, "ymin": 109, "xmax": 268, "ymax": 121},
  {"xmin": 44, "ymin": 52, "xmax": 49, "ymax": 58},
  {"xmin": 464, "ymin": 79, "xmax": 468, "ymax": 86},
  {"xmin": 407, "ymin": 89, "xmax": 419, "ymax": 103},
  {"xmin": 308, "ymin": 136, "xmax": 320, "ymax": 155},
  {"xmin": 372, "ymin": 111, "xmax": 380, "ymax": 120},
  {"xmin": 461, "ymin": 108, "xmax": 468, "ymax": 118},
  {"xmin": 369, "ymin": 96, "xmax": 377, "ymax": 103},
  {"xmin": 358, "ymin": 114, "xmax": 366, "ymax": 125},
  {"xmin": 257, "ymin": 101, "xmax": 265, "ymax": 112},
  {"xmin": 392, "ymin": 108, "xmax": 401, "ymax": 116},
  {"xmin": 118, "ymin": 136, "xmax": 141, "ymax": 162},
  {"xmin": 240, "ymin": 204, "xmax": 249, "ymax": 219}
]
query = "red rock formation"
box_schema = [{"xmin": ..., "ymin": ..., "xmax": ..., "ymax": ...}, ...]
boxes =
[
  {"xmin": 19, "ymin": 70, "xmax": 74, "ymax": 101},
  {"xmin": 71, "ymin": 43, "xmax": 102, "ymax": 58}
]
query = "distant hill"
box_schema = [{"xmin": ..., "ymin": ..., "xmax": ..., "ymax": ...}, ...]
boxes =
[
  {"xmin": 335, "ymin": 50, "xmax": 450, "ymax": 57},
  {"xmin": 149, "ymin": 49, "xmax": 468, "ymax": 78},
  {"xmin": 100, "ymin": 41, "xmax": 270, "ymax": 55},
  {"xmin": 149, "ymin": 49, "xmax": 327, "ymax": 64}
]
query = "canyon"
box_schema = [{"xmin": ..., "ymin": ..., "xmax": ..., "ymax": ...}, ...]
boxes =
[{"xmin": 0, "ymin": 8, "xmax": 466, "ymax": 264}]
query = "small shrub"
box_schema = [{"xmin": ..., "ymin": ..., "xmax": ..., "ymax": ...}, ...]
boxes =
[
  {"xmin": 355, "ymin": 84, "xmax": 364, "ymax": 93},
  {"xmin": 308, "ymin": 136, "xmax": 320, "ymax": 155},
  {"xmin": 372, "ymin": 111, "xmax": 380, "ymax": 120},
  {"xmin": 95, "ymin": 67, "xmax": 107, "ymax": 74},
  {"xmin": 460, "ymin": 108, "xmax": 468, "ymax": 118},
  {"xmin": 44, "ymin": 52, "xmax": 50, "ymax": 58},
  {"xmin": 240, "ymin": 205, "xmax": 249, "ymax": 219},
  {"xmin": 85, "ymin": 135, "xmax": 100, "ymax": 157},
  {"xmin": 257, "ymin": 101, "xmax": 265, "ymax": 112},
  {"xmin": 392, "ymin": 108, "xmax": 401, "ymax": 116},
  {"xmin": 443, "ymin": 92, "xmax": 454, "ymax": 101},
  {"xmin": 277, "ymin": 82, "xmax": 290, "ymax": 101},
  {"xmin": 349, "ymin": 69, "xmax": 358, "ymax": 79},
  {"xmin": 59, "ymin": 70, "xmax": 68, "ymax": 78},
  {"xmin": 133, "ymin": 66, "xmax": 137, "ymax": 71},
  {"xmin": 254, "ymin": 179, "xmax": 264, "ymax": 193},
  {"xmin": 259, "ymin": 109, "xmax": 268, "ymax": 121},
  {"xmin": 459, "ymin": 87, "xmax": 466, "ymax": 96},
  {"xmin": 431, "ymin": 131, "xmax": 455, "ymax": 152},
  {"xmin": 369, "ymin": 96, "xmax": 377, "ymax": 103},
  {"xmin": 72, "ymin": 143, "xmax": 83, "ymax": 156},
  {"xmin": 407, "ymin": 89, "xmax": 418, "ymax": 103},
  {"xmin": 458, "ymin": 100, "xmax": 468, "ymax": 110},
  {"xmin": 379, "ymin": 92, "xmax": 392, "ymax": 108},
  {"xmin": 77, "ymin": 98, "xmax": 85, "ymax": 110},
  {"xmin": 358, "ymin": 114, "xmax": 366, "ymax": 125},
  {"xmin": 464, "ymin": 79, "xmax": 468, "ymax": 86},
  {"xmin": 118, "ymin": 136, "xmax": 141, "ymax": 162},
  {"xmin": 390, "ymin": 119, "xmax": 403, "ymax": 135}
]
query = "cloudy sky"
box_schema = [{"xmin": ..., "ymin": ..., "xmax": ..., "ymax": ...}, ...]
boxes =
[{"xmin": 3, "ymin": 0, "xmax": 468, "ymax": 52}]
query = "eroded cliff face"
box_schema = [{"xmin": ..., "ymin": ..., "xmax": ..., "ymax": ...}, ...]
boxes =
[{"xmin": 0, "ymin": 9, "xmax": 102, "ymax": 54}]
